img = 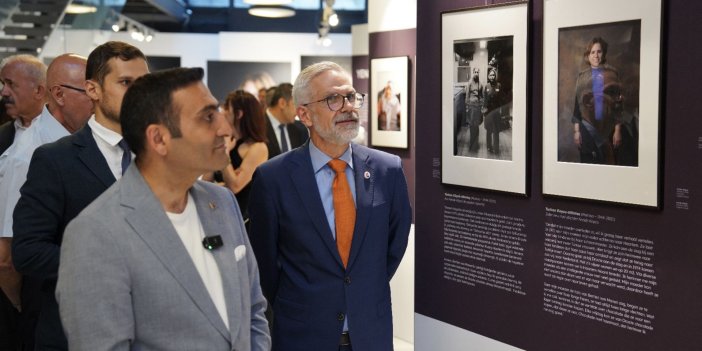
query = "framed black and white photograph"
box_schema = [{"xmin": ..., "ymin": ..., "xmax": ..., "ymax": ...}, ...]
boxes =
[
  {"xmin": 441, "ymin": 1, "xmax": 528, "ymax": 194},
  {"xmin": 543, "ymin": 0, "xmax": 662, "ymax": 207},
  {"xmin": 371, "ymin": 56, "xmax": 409, "ymax": 149}
]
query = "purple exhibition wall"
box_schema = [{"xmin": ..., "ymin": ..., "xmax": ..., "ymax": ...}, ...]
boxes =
[
  {"xmin": 369, "ymin": 28, "xmax": 417, "ymax": 213},
  {"xmin": 416, "ymin": 0, "xmax": 702, "ymax": 350}
]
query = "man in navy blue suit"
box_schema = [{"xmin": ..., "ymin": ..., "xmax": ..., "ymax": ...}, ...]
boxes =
[
  {"xmin": 11, "ymin": 41, "xmax": 148, "ymax": 350},
  {"xmin": 248, "ymin": 61, "xmax": 412, "ymax": 351}
]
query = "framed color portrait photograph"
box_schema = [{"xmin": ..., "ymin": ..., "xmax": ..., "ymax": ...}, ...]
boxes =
[
  {"xmin": 441, "ymin": 1, "xmax": 528, "ymax": 194},
  {"xmin": 371, "ymin": 56, "xmax": 409, "ymax": 149},
  {"xmin": 543, "ymin": 0, "xmax": 662, "ymax": 207}
]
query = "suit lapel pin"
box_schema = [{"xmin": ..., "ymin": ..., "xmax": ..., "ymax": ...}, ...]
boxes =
[
  {"xmin": 208, "ymin": 202, "xmax": 217, "ymax": 209},
  {"xmin": 364, "ymin": 171, "xmax": 371, "ymax": 179}
]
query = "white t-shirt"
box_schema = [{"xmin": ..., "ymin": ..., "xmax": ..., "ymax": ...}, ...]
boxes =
[{"xmin": 166, "ymin": 194, "xmax": 229, "ymax": 329}]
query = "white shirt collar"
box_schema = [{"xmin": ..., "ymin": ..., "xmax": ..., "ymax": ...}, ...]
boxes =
[{"xmin": 88, "ymin": 115, "xmax": 123, "ymax": 147}]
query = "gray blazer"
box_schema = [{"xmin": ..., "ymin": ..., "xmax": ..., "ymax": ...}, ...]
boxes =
[{"xmin": 56, "ymin": 164, "xmax": 271, "ymax": 351}]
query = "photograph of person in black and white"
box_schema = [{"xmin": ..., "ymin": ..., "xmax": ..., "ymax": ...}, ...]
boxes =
[{"xmin": 452, "ymin": 36, "xmax": 513, "ymax": 160}]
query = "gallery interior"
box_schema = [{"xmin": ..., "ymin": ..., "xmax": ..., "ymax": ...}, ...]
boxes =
[{"xmin": 2, "ymin": 0, "xmax": 701, "ymax": 350}]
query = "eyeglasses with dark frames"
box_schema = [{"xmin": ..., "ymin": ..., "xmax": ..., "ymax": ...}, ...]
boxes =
[
  {"xmin": 58, "ymin": 84, "xmax": 86, "ymax": 94},
  {"xmin": 302, "ymin": 92, "xmax": 365, "ymax": 112}
]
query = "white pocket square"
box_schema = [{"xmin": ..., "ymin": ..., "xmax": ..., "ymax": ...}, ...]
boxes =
[{"xmin": 234, "ymin": 245, "xmax": 246, "ymax": 262}]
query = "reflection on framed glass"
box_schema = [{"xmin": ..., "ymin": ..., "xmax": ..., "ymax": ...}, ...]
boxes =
[
  {"xmin": 441, "ymin": 1, "xmax": 528, "ymax": 195},
  {"xmin": 543, "ymin": 0, "xmax": 662, "ymax": 207},
  {"xmin": 370, "ymin": 56, "xmax": 409, "ymax": 149}
]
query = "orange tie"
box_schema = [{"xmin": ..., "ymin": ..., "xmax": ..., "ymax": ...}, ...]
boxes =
[{"xmin": 328, "ymin": 159, "xmax": 355, "ymax": 268}]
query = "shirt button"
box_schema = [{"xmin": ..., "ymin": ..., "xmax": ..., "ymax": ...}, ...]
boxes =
[
  {"xmin": 344, "ymin": 276, "xmax": 351, "ymax": 284},
  {"xmin": 337, "ymin": 313, "xmax": 345, "ymax": 321}
]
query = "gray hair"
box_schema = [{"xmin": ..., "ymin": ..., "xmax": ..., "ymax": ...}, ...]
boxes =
[
  {"xmin": 292, "ymin": 61, "xmax": 348, "ymax": 106},
  {"xmin": 0, "ymin": 54, "xmax": 47, "ymax": 87}
]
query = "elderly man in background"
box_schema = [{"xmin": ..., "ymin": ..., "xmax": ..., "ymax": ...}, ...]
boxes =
[{"xmin": 0, "ymin": 55, "xmax": 49, "ymax": 339}]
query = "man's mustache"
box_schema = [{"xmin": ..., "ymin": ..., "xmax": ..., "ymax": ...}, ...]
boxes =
[{"xmin": 334, "ymin": 111, "xmax": 359, "ymax": 123}]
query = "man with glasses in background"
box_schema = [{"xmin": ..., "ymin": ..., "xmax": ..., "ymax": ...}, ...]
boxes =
[{"xmin": 248, "ymin": 61, "xmax": 412, "ymax": 351}]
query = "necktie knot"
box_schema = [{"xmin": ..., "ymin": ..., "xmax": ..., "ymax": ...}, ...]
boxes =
[
  {"xmin": 328, "ymin": 159, "xmax": 347, "ymax": 174},
  {"xmin": 117, "ymin": 138, "xmax": 130, "ymax": 153}
]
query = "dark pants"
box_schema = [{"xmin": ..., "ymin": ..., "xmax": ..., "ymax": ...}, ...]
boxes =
[
  {"xmin": 465, "ymin": 105, "xmax": 482, "ymax": 152},
  {"xmin": 484, "ymin": 114, "xmax": 500, "ymax": 154},
  {"xmin": 0, "ymin": 290, "xmax": 20, "ymax": 351}
]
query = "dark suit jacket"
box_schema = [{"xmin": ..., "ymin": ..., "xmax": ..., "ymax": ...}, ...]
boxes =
[
  {"xmin": 248, "ymin": 142, "xmax": 412, "ymax": 351},
  {"xmin": 265, "ymin": 116, "xmax": 308, "ymax": 159},
  {"xmin": 0, "ymin": 120, "xmax": 15, "ymax": 154},
  {"xmin": 12, "ymin": 125, "xmax": 115, "ymax": 350}
]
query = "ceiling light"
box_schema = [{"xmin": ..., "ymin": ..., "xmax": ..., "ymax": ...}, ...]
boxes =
[
  {"xmin": 244, "ymin": 0, "xmax": 293, "ymax": 4},
  {"xmin": 248, "ymin": 5, "xmax": 295, "ymax": 18},
  {"xmin": 328, "ymin": 13, "xmax": 339, "ymax": 27},
  {"xmin": 65, "ymin": 3, "xmax": 98, "ymax": 14},
  {"xmin": 111, "ymin": 23, "xmax": 120, "ymax": 32}
]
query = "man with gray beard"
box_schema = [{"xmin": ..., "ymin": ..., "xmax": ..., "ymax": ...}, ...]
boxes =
[{"xmin": 248, "ymin": 61, "xmax": 412, "ymax": 351}]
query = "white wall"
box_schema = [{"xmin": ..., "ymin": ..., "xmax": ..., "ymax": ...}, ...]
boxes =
[
  {"xmin": 368, "ymin": 0, "xmax": 416, "ymax": 33},
  {"xmin": 351, "ymin": 23, "xmax": 369, "ymax": 56},
  {"xmin": 41, "ymin": 29, "xmax": 351, "ymax": 84}
]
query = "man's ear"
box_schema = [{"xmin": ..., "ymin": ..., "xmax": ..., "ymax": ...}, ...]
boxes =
[
  {"xmin": 145, "ymin": 124, "xmax": 170, "ymax": 156},
  {"xmin": 50, "ymin": 86, "xmax": 65, "ymax": 106},
  {"xmin": 34, "ymin": 84, "xmax": 46, "ymax": 102},
  {"xmin": 85, "ymin": 80, "xmax": 100, "ymax": 102},
  {"xmin": 297, "ymin": 106, "xmax": 313, "ymax": 127}
]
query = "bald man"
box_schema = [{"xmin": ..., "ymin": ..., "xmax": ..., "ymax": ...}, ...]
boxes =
[
  {"xmin": 1, "ymin": 54, "xmax": 90, "ymax": 350},
  {"xmin": 45, "ymin": 54, "xmax": 93, "ymax": 133}
]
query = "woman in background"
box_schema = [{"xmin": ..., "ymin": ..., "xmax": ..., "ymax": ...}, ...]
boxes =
[{"xmin": 213, "ymin": 90, "xmax": 268, "ymax": 223}]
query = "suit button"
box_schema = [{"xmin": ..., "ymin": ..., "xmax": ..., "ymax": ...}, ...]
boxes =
[
  {"xmin": 337, "ymin": 313, "xmax": 345, "ymax": 321},
  {"xmin": 344, "ymin": 276, "xmax": 351, "ymax": 284}
]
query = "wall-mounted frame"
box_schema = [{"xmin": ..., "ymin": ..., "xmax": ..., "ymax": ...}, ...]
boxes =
[
  {"xmin": 441, "ymin": 1, "xmax": 528, "ymax": 195},
  {"xmin": 542, "ymin": 0, "xmax": 662, "ymax": 207},
  {"xmin": 371, "ymin": 56, "xmax": 409, "ymax": 149}
]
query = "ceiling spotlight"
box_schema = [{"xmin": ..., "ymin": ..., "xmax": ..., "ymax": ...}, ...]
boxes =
[
  {"xmin": 322, "ymin": 37, "xmax": 332, "ymax": 47},
  {"xmin": 111, "ymin": 23, "xmax": 120, "ymax": 32},
  {"xmin": 328, "ymin": 13, "xmax": 339, "ymax": 27},
  {"xmin": 145, "ymin": 34, "xmax": 153, "ymax": 42},
  {"xmin": 248, "ymin": 5, "xmax": 295, "ymax": 18},
  {"xmin": 65, "ymin": 2, "xmax": 98, "ymax": 14}
]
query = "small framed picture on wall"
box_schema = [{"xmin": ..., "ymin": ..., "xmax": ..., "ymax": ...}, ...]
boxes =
[{"xmin": 370, "ymin": 56, "xmax": 410, "ymax": 149}]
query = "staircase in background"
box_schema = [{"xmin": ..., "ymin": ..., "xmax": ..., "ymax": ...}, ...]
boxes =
[{"xmin": 0, "ymin": 0, "xmax": 70, "ymax": 60}]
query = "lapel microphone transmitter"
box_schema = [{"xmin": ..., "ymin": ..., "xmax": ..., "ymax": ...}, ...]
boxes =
[{"xmin": 202, "ymin": 235, "xmax": 223, "ymax": 250}]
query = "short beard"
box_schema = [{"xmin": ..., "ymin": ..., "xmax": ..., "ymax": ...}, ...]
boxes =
[{"xmin": 312, "ymin": 111, "xmax": 359, "ymax": 145}]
